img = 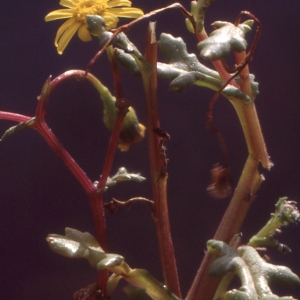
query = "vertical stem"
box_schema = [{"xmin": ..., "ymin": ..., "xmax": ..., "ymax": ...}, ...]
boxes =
[
  {"xmin": 96, "ymin": 113, "xmax": 126, "ymax": 191},
  {"xmin": 142, "ymin": 22, "xmax": 181, "ymax": 298},
  {"xmin": 233, "ymin": 51, "xmax": 272, "ymax": 169},
  {"xmin": 187, "ymin": 45, "xmax": 270, "ymax": 299},
  {"xmin": 89, "ymin": 193, "xmax": 109, "ymax": 297},
  {"xmin": 95, "ymin": 51, "xmax": 130, "ymax": 296},
  {"xmin": 186, "ymin": 155, "xmax": 263, "ymax": 300},
  {"xmin": 92, "ymin": 113, "xmax": 124, "ymax": 294}
]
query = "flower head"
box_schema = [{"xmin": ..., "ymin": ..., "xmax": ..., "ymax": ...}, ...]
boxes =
[{"xmin": 45, "ymin": 0, "xmax": 144, "ymax": 54}]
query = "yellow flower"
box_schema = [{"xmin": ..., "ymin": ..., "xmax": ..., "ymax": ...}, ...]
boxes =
[{"xmin": 45, "ymin": 0, "xmax": 144, "ymax": 54}]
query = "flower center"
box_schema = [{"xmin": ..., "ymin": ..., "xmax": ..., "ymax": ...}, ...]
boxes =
[{"xmin": 73, "ymin": 0, "xmax": 107, "ymax": 23}]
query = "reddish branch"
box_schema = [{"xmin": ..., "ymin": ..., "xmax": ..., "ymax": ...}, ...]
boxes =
[
  {"xmin": 0, "ymin": 67, "xmax": 131, "ymax": 297},
  {"xmin": 141, "ymin": 23, "xmax": 182, "ymax": 298}
]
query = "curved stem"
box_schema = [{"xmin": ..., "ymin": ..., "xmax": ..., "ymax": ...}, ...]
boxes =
[
  {"xmin": 1, "ymin": 71, "xmax": 112, "ymax": 296},
  {"xmin": 34, "ymin": 121, "xmax": 95, "ymax": 194}
]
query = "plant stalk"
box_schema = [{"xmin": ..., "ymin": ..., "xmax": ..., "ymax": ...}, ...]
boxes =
[
  {"xmin": 187, "ymin": 45, "xmax": 270, "ymax": 299},
  {"xmin": 141, "ymin": 22, "xmax": 181, "ymax": 298},
  {"xmin": 186, "ymin": 155, "xmax": 263, "ymax": 300}
]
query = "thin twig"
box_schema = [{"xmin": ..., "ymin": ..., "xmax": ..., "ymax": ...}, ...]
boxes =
[{"xmin": 104, "ymin": 197, "xmax": 154, "ymax": 214}]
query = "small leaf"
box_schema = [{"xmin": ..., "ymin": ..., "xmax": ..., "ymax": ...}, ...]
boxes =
[
  {"xmin": 38, "ymin": 76, "xmax": 51, "ymax": 104},
  {"xmin": 1, "ymin": 118, "xmax": 36, "ymax": 141},
  {"xmin": 169, "ymin": 72, "xmax": 205, "ymax": 92},
  {"xmin": 46, "ymin": 227, "xmax": 124, "ymax": 269},
  {"xmin": 110, "ymin": 167, "xmax": 146, "ymax": 183},
  {"xmin": 115, "ymin": 49, "xmax": 141, "ymax": 76},
  {"xmin": 158, "ymin": 33, "xmax": 218, "ymax": 77},
  {"xmin": 87, "ymin": 74, "xmax": 145, "ymax": 151},
  {"xmin": 125, "ymin": 269, "xmax": 180, "ymax": 300},
  {"xmin": 249, "ymin": 198, "xmax": 300, "ymax": 251},
  {"xmin": 197, "ymin": 21, "xmax": 252, "ymax": 60},
  {"xmin": 47, "ymin": 228, "xmax": 179, "ymax": 300},
  {"xmin": 86, "ymin": 15, "xmax": 106, "ymax": 37},
  {"xmin": 122, "ymin": 285, "xmax": 148, "ymax": 300},
  {"xmin": 95, "ymin": 167, "xmax": 146, "ymax": 193}
]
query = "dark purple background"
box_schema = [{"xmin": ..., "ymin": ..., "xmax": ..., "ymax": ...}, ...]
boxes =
[{"xmin": 1, "ymin": 0, "xmax": 300, "ymax": 299}]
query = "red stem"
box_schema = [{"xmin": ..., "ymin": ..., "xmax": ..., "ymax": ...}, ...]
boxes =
[
  {"xmin": 0, "ymin": 112, "xmax": 31, "ymax": 123},
  {"xmin": 1, "ymin": 70, "xmax": 112, "ymax": 296},
  {"xmin": 34, "ymin": 121, "xmax": 95, "ymax": 193},
  {"xmin": 142, "ymin": 23, "xmax": 181, "ymax": 298},
  {"xmin": 96, "ymin": 112, "xmax": 127, "ymax": 191},
  {"xmin": 94, "ymin": 53, "xmax": 131, "ymax": 295}
]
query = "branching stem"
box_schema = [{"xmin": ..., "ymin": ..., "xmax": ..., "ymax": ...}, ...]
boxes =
[{"xmin": 187, "ymin": 11, "xmax": 270, "ymax": 300}]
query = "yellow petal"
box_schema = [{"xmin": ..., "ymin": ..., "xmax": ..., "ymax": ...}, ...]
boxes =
[
  {"xmin": 56, "ymin": 20, "xmax": 81, "ymax": 54},
  {"xmin": 107, "ymin": 0, "xmax": 132, "ymax": 8},
  {"xmin": 78, "ymin": 24, "xmax": 92, "ymax": 42},
  {"xmin": 107, "ymin": 7, "xmax": 144, "ymax": 18},
  {"xmin": 101, "ymin": 12, "xmax": 119, "ymax": 28},
  {"xmin": 55, "ymin": 18, "xmax": 76, "ymax": 46},
  {"xmin": 59, "ymin": 0, "xmax": 76, "ymax": 8},
  {"xmin": 45, "ymin": 9, "xmax": 73, "ymax": 21}
]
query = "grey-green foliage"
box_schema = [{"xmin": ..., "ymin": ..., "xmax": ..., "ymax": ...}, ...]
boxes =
[
  {"xmin": 0, "ymin": 118, "xmax": 36, "ymax": 141},
  {"xmin": 85, "ymin": 15, "xmax": 259, "ymax": 101},
  {"xmin": 185, "ymin": 0, "xmax": 216, "ymax": 34},
  {"xmin": 249, "ymin": 197, "xmax": 300, "ymax": 252},
  {"xmin": 114, "ymin": 32, "xmax": 257, "ymax": 101},
  {"xmin": 47, "ymin": 227, "xmax": 124, "ymax": 270},
  {"xmin": 207, "ymin": 240, "xmax": 300, "ymax": 300},
  {"xmin": 157, "ymin": 33, "xmax": 258, "ymax": 100},
  {"xmin": 197, "ymin": 20, "xmax": 254, "ymax": 60},
  {"xmin": 94, "ymin": 167, "xmax": 146, "ymax": 193},
  {"xmin": 47, "ymin": 228, "xmax": 180, "ymax": 300}
]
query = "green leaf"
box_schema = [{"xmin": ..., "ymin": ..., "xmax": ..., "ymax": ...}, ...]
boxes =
[
  {"xmin": 109, "ymin": 30, "xmax": 258, "ymax": 101},
  {"xmin": 197, "ymin": 21, "xmax": 253, "ymax": 60},
  {"xmin": 207, "ymin": 240, "xmax": 300, "ymax": 299},
  {"xmin": 38, "ymin": 76, "xmax": 51, "ymax": 104},
  {"xmin": 86, "ymin": 15, "xmax": 106, "ymax": 37},
  {"xmin": 158, "ymin": 33, "xmax": 218, "ymax": 77},
  {"xmin": 47, "ymin": 228, "xmax": 180, "ymax": 300},
  {"xmin": 186, "ymin": 0, "xmax": 215, "ymax": 34},
  {"xmin": 248, "ymin": 197, "xmax": 300, "ymax": 252},
  {"xmin": 86, "ymin": 73, "xmax": 145, "ymax": 151},
  {"xmin": 158, "ymin": 33, "xmax": 256, "ymax": 101},
  {"xmin": 123, "ymin": 285, "xmax": 148, "ymax": 300},
  {"xmin": 46, "ymin": 228, "xmax": 124, "ymax": 269},
  {"xmin": 1, "ymin": 118, "xmax": 36, "ymax": 141},
  {"xmin": 113, "ymin": 33, "xmax": 250, "ymax": 97},
  {"xmin": 94, "ymin": 167, "xmax": 146, "ymax": 193}
]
